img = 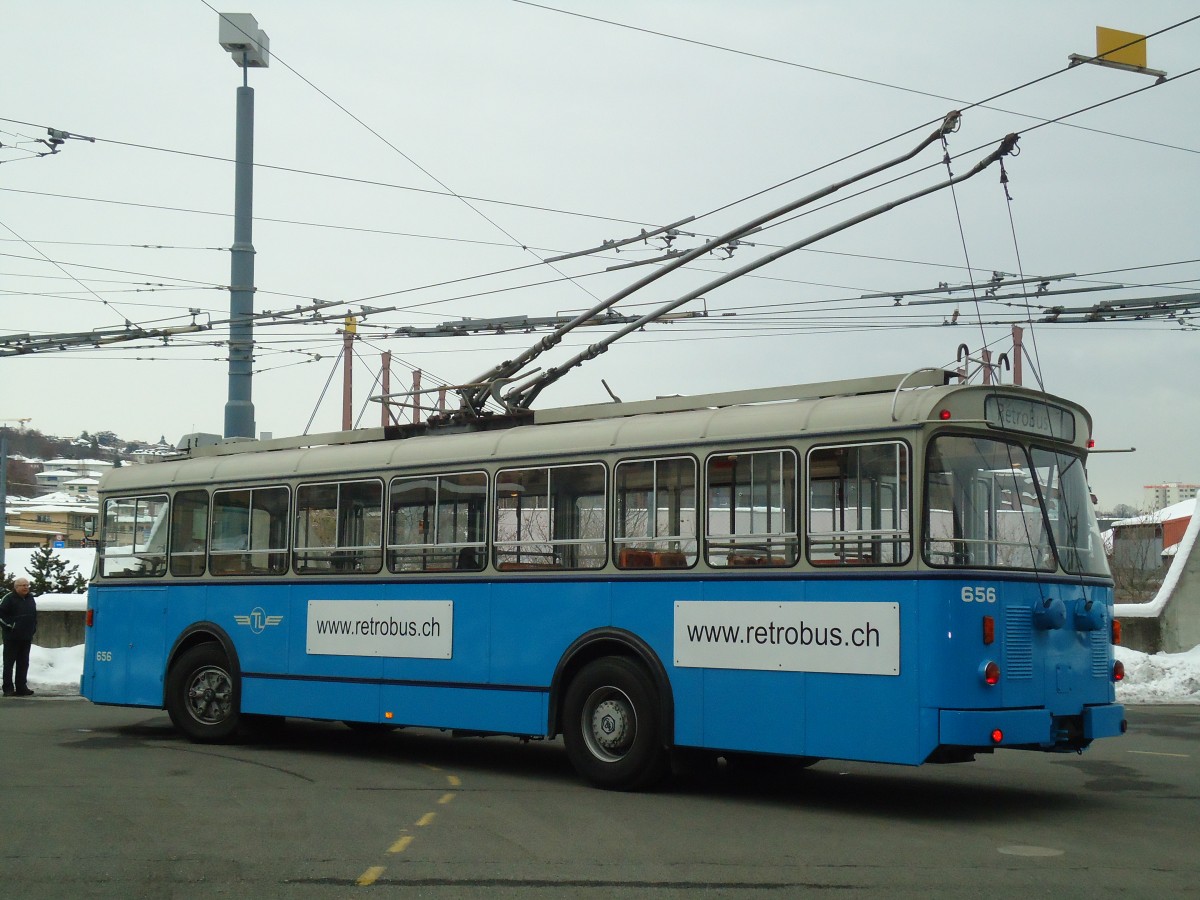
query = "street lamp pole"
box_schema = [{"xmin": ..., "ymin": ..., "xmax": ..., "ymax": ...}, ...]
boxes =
[{"xmin": 218, "ymin": 13, "xmax": 269, "ymax": 439}]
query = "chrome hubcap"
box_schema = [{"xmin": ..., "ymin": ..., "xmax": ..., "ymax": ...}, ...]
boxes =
[
  {"xmin": 185, "ymin": 665, "xmax": 232, "ymax": 725},
  {"xmin": 583, "ymin": 687, "xmax": 636, "ymax": 762}
]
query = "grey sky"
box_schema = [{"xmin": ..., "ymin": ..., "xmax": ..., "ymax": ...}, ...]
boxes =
[{"xmin": 2, "ymin": 1, "xmax": 1197, "ymax": 509}]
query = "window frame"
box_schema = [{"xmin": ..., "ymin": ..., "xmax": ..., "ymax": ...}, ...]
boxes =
[
  {"xmin": 613, "ymin": 454, "xmax": 698, "ymax": 570},
  {"xmin": 704, "ymin": 447, "xmax": 799, "ymax": 568},
  {"xmin": 169, "ymin": 488, "xmax": 210, "ymax": 578},
  {"xmin": 99, "ymin": 493, "xmax": 170, "ymax": 578},
  {"xmin": 209, "ymin": 484, "xmax": 291, "ymax": 577},
  {"xmin": 292, "ymin": 478, "xmax": 385, "ymax": 575},
  {"xmin": 387, "ymin": 470, "xmax": 489, "ymax": 574},
  {"xmin": 493, "ymin": 462, "xmax": 608, "ymax": 571},
  {"xmin": 805, "ymin": 439, "xmax": 912, "ymax": 568}
]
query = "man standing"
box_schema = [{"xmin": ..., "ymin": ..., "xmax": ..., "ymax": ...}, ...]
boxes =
[{"xmin": 0, "ymin": 576, "xmax": 37, "ymax": 697}]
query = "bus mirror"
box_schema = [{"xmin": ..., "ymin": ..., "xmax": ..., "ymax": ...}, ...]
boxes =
[{"xmin": 83, "ymin": 516, "xmax": 97, "ymax": 538}]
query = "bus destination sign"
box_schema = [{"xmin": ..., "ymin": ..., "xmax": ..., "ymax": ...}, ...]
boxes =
[{"xmin": 985, "ymin": 396, "xmax": 1075, "ymax": 442}]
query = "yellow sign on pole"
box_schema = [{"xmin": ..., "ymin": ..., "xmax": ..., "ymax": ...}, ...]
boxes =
[
  {"xmin": 1068, "ymin": 26, "xmax": 1164, "ymax": 81},
  {"xmin": 1096, "ymin": 26, "xmax": 1148, "ymax": 68}
]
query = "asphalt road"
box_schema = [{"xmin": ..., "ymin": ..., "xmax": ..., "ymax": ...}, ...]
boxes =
[{"xmin": 0, "ymin": 698, "xmax": 1196, "ymax": 898}]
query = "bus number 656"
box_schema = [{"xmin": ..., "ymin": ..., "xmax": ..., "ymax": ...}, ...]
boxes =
[
  {"xmin": 962, "ymin": 586, "xmax": 997, "ymax": 603},
  {"xmin": 95, "ymin": 651, "xmax": 113, "ymax": 662}
]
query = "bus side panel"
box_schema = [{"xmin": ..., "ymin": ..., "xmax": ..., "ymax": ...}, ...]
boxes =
[
  {"xmin": 802, "ymin": 578, "xmax": 922, "ymax": 765},
  {"xmin": 376, "ymin": 684, "xmax": 548, "ymax": 734},
  {"xmin": 612, "ymin": 579, "xmax": 703, "ymax": 747},
  {"xmin": 84, "ymin": 585, "xmax": 167, "ymax": 708},
  {"xmin": 377, "ymin": 580, "xmax": 492, "ymax": 683},
  {"xmin": 242, "ymin": 673, "xmax": 380, "ymax": 723},
  {"xmin": 275, "ymin": 583, "xmax": 384, "ymax": 719},
  {"xmin": 703, "ymin": 668, "xmax": 807, "ymax": 754},
  {"xmin": 488, "ymin": 579, "xmax": 611, "ymax": 689},
  {"xmin": 694, "ymin": 580, "xmax": 809, "ymax": 755}
]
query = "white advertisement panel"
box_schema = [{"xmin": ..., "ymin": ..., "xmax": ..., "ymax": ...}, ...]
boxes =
[
  {"xmin": 674, "ymin": 600, "xmax": 899, "ymax": 675},
  {"xmin": 306, "ymin": 600, "xmax": 453, "ymax": 659}
]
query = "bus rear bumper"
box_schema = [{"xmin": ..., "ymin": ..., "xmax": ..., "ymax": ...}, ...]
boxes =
[
  {"xmin": 939, "ymin": 703, "xmax": 1126, "ymax": 750},
  {"xmin": 1082, "ymin": 702, "xmax": 1127, "ymax": 740}
]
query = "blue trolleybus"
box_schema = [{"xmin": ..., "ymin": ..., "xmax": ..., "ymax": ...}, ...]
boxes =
[{"xmin": 82, "ymin": 369, "xmax": 1125, "ymax": 789}]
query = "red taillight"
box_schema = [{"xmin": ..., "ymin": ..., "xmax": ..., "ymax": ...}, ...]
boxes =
[
  {"xmin": 939, "ymin": 409, "xmax": 952, "ymax": 420},
  {"xmin": 1112, "ymin": 619, "xmax": 1122, "ymax": 645},
  {"xmin": 1087, "ymin": 438, "xmax": 1095, "ymax": 449},
  {"xmin": 982, "ymin": 615, "xmax": 995, "ymax": 645},
  {"xmin": 86, "ymin": 608, "xmax": 94, "ymax": 627},
  {"xmin": 982, "ymin": 661, "xmax": 1000, "ymax": 686},
  {"xmin": 990, "ymin": 729, "xmax": 1004, "ymax": 744},
  {"xmin": 1113, "ymin": 660, "xmax": 1125, "ymax": 682}
]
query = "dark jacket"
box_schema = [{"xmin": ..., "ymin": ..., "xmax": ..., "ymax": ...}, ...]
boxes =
[{"xmin": 0, "ymin": 589, "xmax": 37, "ymax": 641}]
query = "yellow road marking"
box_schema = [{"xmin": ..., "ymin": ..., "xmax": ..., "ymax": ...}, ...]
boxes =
[
  {"xmin": 388, "ymin": 835, "xmax": 414, "ymax": 854},
  {"xmin": 438, "ymin": 792, "xmax": 455, "ymax": 805},
  {"xmin": 416, "ymin": 812, "xmax": 437, "ymax": 827},
  {"xmin": 356, "ymin": 866, "xmax": 385, "ymax": 886},
  {"xmin": 447, "ymin": 774, "xmax": 461, "ymax": 787}
]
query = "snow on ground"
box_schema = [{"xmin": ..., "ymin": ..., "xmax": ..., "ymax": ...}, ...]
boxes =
[
  {"xmin": 23, "ymin": 642, "xmax": 1200, "ymax": 703},
  {"xmin": 1115, "ymin": 644, "xmax": 1200, "ymax": 705}
]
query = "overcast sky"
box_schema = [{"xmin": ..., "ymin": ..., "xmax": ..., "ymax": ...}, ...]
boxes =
[{"xmin": 2, "ymin": 1, "xmax": 1197, "ymax": 509}]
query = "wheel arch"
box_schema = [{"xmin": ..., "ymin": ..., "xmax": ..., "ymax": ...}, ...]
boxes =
[
  {"xmin": 548, "ymin": 628, "xmax": 674, "ymax": 747},
  {"xmin": 163, "ymin": 622, "xmax": 243, "ymax": 710}
]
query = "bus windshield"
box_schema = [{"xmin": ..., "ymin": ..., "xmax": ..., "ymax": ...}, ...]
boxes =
[
  {"xmin": 1031, "ymin": 448, "xmax": 1110, "ymax": 577},
  {"xmin": 923, "ymin": 435, "xmax": 1055, "ymax": 571}
]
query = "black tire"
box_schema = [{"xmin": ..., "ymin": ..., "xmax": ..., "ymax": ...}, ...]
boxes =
[
  {"xmin": 166, "ymin": 643, "xmax": 240, "ymax": 742},
  {"xmin": 562, "ymin": 656, "xmax": 668, "ymax": 791}
]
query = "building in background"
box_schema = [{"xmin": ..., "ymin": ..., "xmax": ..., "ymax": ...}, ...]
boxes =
[{"xmin": 1144, "ymin": 482, "xmax": 1200, "ymax": 510}]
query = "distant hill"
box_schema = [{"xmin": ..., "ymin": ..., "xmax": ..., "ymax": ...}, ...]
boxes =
[{"xmin": 1, "ymin": 427, "xmax": 159, "ymax": 498}]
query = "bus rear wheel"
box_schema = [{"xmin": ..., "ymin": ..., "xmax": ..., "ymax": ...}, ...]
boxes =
[
  {"xmin": 166, "ymin": 644, "xmax": 240, "ymax": 742},
  {"xmin": 563, "ymin": 656, "xmax": 667, "ymax": 791}
]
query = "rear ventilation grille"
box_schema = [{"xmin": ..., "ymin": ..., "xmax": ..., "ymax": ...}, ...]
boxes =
[{"xmin": 1004, "ymin": 606, "xmax": 1034, "ymax": 680}]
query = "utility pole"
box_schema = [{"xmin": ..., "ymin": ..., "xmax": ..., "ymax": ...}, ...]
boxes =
[
  {"xmin": 0, "ymin": 433, "xmax": 7, "ymax": 576},
  {"xmin": 380, "ymin": 351, "xmax": 392, "ymax": 427},
  {"xmin": 218, "ymin": 14, "xmax": 270, "ymax": 438},
  {"xmin": 342, "ymin": 316, "xmax": 356, "ymax": 431},
  {"xmin": 411, "ymin": 369, "xmax": 422, "ymax": 425}
]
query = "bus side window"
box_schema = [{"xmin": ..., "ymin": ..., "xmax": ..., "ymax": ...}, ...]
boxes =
[
  {"xmin": 293, "ymin": 479, "xmax": 383, "ymax": 575},
  {"xmin": 494, "ymin": 463, "xmax": 606, "ymax": 570},
  {"xmin": 614, "ymin": 456, "xmax": 698, "ymax": 569},
  {"xmin": 169, "ymin": 489, "xmax": 209, "ymax": 577},
  {"xmin": 705, "ymin": 449, "xmax": 798, "ymax": 568},
  {"xmin": 100, "ymin": 494, "xmax": 169, "ymax": 578},
  {"xmin": 806, "ymin": 442, "xmax": 910, "ymax": 567},
  {"xmin": 211, "ymin": 486, "xmax": 289, "ymax": 576},
  {"xmin": 388, "ymin": 472, "xmax": 487, "ymax": 573}
]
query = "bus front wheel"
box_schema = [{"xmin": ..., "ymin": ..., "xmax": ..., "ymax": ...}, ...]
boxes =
[
  {"xmin": 563, "ymin": 656, "xmax": 667, "ymax": 791},
  {"xmin": 166, "ymin": 644, "xmax": 240, "ymax": 742}
]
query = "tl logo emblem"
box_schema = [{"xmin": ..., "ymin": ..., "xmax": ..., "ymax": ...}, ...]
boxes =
[{"xmin": 234, "ymin": 607, "xmax": 283, "ymax": 635}]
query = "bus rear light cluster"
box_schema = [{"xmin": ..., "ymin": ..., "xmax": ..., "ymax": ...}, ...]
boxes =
[
  {"xmin": 86, "ymin": 609, "xmax": 94, "ymax": 628},
  {"xmin": 1112, "ymin": 619, "xmax": 1122, "ymax": 645},
  {"xmin": 982, "ymin": 615, "xmax": 995, "ymax": 645},
  {"xmin": 990, "ymin": 729, "xmax": 1004, "ymax": 744},
  {"xmin": 981, "ymin": 660, "xmax": 1001, "ymax": 686},
  {"xmin": 1113, "ymin": 661, "xmax": 1125, "ymax": 682}
]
